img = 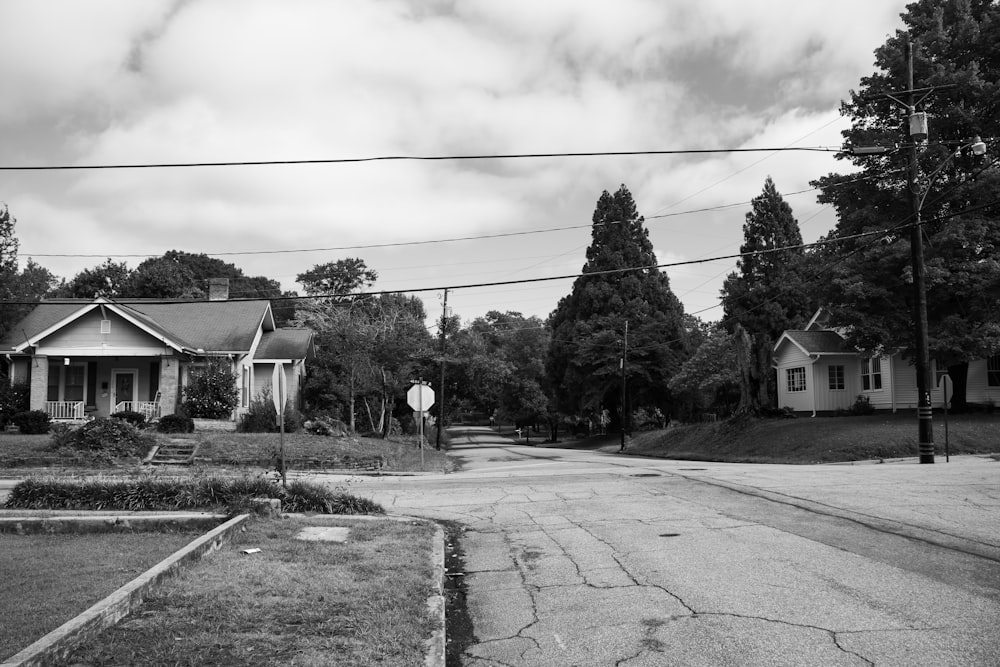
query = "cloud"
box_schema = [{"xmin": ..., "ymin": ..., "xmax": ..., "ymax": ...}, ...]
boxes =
[{"xmin": 0, "ymin": 0, "xmax": 912, "ymax": 323}]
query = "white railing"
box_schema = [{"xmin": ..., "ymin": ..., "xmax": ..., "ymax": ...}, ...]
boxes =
[
  {"xmin": 46, "ymin": 401, "xmax": 85, "ymax": 420},
  {"xmin": 115, "ymin": 401, "xmax": 162, "ymax": 420}
]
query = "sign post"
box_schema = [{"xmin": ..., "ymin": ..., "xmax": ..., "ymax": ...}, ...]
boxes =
[
  {"xmin": 272, "ymin": 363, "xmax": 287, "ymax": 487},
  {"xmin": 407, "ymin": 381, "xmax": 435, "ymax": 469}
]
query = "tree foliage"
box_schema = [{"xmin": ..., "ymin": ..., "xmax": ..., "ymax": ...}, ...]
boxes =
[
  {"xmin": 812, "ymin": 0, "xmax": 1000, "ymax": 407},
  {"xmin": 721, "ymin": 177, "xmax": 813, "ymax": 413},
  {"xmin": 546, "ymin": 185, "xmax": 690, "ymax": 426}
]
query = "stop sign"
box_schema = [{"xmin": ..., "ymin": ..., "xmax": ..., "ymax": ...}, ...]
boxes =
[{"xmin": 407, "ymin": 383, "xmax": 435, "ymax": 412}]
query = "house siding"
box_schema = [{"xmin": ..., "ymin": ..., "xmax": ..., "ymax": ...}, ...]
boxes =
[
  {"xmin": 775, "ymin": 344, "xmax": 814, "ymax": 413},
  {"xmin": 965, "ymin": 358, "xmax": 1000, "ymax": 405},
  {"xmin": 811, "ymin": 358, "xmax": 857, "ymax": 413},
  {"xmin": 41, "ymin": 310, "xmax": 170, "ymax": 354}
]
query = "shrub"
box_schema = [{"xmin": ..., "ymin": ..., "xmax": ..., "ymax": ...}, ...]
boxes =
[
  {"xmin": 110, "ymin": 410, "xmax": 146, "ymax": 427},
  {"xmin": 238, "ymin": 387, "xmax": 302, "ymax": 433},
  {"xmin": 12, "ymin": 410, "xmax": 51, "ymax": 434},
  {"xmin": 238, "ymin": 389, "xmax": 279, "ymax": 432},
  {"xmin": 0, "ymin": 378, "xmax": 30, "ymax": 427},
  {"xmin": 157, "ymin": 413, "xmax": 195, "ymax": 433},
  {"xmin": 71, "ymin": 417, "xmax": 151, "ymax": 458},
  {"xmin": 4, "ymin": 475, "xmax": 386, "ymax": 515},
  {"xmin": 181, "ymin": 359, "xmax": 239, "ymax": 419},
  {"xmin": 851, "ymin": 394, "xmax": 875, "ymax": 416}
]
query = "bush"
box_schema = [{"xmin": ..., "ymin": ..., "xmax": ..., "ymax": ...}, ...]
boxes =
[
  {"xmin": 181, "ymin": 359, "xmax": 239, "ymax": 419},
  {"xmin": 110, "ymin": 410, "xmax": 147, "ymax": 427},
  {"xmin": 12, "ymin": 410, "xmax": 51, "ymax": 435},
  {"xmin": 4, "ymin": 475, "xmax": 385, "ymax": 515},
  {"xmin": 70, "ymin": 417, "xmax": 151, "ymax": 458},
  {"xmin": 0, "ymin": 378, "xmax": 30, "ymax": 428},
  {"xmin": 157, "ymin": 413, "xmax": 195, "ymax": 433},
  {"xmin": 238, "ymin": 387, "xmax": 301, "ymax": 433}
]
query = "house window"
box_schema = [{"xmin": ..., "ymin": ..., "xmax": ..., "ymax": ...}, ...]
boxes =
[
  {"xmin": 241, "ymin": 366, "xmax": 251, "ymax": 408},
  {"xmin": 988, "ymin": 356, "xmax": 1000, "ymax": 387},
  {"xmin": 46, "ymin": 363, "xmax": 87, "ymax": 402},
  {"xmin": 786, "ymin": 367, "xmax": 806, "ymax": 393},
  {"xmin": 828, "ymin": 365, "xmax": 845, "ymax": 391},
  {"xmin": 862, "ymin": 357, "xmax": 883, "ymax": 391}
]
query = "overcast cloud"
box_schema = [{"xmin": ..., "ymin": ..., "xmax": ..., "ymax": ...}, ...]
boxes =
[{"xmin": 0, "ymin": 0, "xmax": 910, "ymax": 323}]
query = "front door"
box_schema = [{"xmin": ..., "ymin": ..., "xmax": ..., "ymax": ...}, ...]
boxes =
[{"xmin": 111, "ymin": 370, "xmax": 137, "ymax": 412}]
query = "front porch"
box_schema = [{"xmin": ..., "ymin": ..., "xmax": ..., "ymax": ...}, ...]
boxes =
[{"xmin": 21, "ymin": 355, "xmax": 180, "ymax": 422}]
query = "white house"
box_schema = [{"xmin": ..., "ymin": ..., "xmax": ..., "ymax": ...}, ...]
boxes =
[
  {"xmin": 1, "ymin": 288, "xmax": 314, "ymax": 424},
  {"xmin": 774, "ymin": 314, "xmax": 1000, "ymax": 416}
]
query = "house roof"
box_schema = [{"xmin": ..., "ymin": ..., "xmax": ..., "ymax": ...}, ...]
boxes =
[
  {"xmin": 255, "ymin": 329, "xmax": 316, "ymax": 361},
  {"xmin": 775, "ymin": 330, "xmax": 854, "ymax": 356},
  {"xmin": 1, "ymin": 298, "xmax": 277, "ymax": 355}
]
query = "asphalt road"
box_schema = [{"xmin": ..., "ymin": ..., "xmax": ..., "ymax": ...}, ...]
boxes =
[{"xmin": 321, "ymin": 427, "xmax": 1000, "ymax": 665}]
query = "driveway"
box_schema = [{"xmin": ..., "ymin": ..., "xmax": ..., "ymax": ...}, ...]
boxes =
[{"xmin": 317, "ymin": 427, "xmax": 1000, "ymax": 665}]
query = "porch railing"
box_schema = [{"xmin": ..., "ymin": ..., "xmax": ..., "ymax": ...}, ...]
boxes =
[
  {"xmin": 45, "ymin": 401, "xmax": 85, "ymax": 420},
  {"xmin": 115, "ymin": 401, "xmax": 162, "ymax": 420}
]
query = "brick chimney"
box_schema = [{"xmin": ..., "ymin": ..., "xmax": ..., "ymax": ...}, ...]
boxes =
[{"xmin": 207, "ymin": 277, "xmax": 230, "ymax": 301}]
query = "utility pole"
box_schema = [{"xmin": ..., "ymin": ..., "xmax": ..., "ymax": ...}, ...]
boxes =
[
  {"xmin": 435, "ymin": 289, "xmax": 448, "ymax": 450},
  {"xmin": 620, "ymin": 320, "xmax": 628, "ymax": 452},
  {"xmin": 904, "ymin": 37, "xmax": 935, "ymax": 464}
]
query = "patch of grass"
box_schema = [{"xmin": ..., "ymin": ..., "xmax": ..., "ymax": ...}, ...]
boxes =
[
  {"xmin": 0, "ymin": 430, "xmax": 453, "ymax": 473},
  {"xmin": 55, "ymin": 517, "xmax": 438, "ymax": 667},
  {"xmin": 623, "ymin": 412, "xmax": 1000, "ymax": 464},
  {"xmin": 0, "ymin": 531, "xmax": 203, "ymax": 661}
]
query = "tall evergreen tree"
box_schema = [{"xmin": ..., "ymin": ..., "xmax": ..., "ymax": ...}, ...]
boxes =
[
  {"xmin": 546, "ymin": 185, "xmax": 689, "ymax": 428},
  {"xmin": 721, "ymin": 177, "xmax": 812, "ymax": 412},
  {"xmin": 812, "ymin": 0, "xmax": 1000, "ymax": 409}
]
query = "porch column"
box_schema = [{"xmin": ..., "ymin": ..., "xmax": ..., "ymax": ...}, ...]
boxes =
[
  {"xmin": 159, "ymin": 357, "xmax": 180, "ymax": 416},
  {"xmin": 30, "ymin": 356, "xmax": 48, "ymax": 411}
]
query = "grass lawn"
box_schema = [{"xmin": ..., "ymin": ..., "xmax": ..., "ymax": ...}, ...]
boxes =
[
  {"xmin": 0, "ymin": 430, "xmax": 452, "ymax": 474},
  {"xmin": 621, "ymin": 411, "xmax": 1000, "ymax": 464},
  {"xmin": 54, "ymin": 516, "xmax": 437, "ymax": 667},
  {"xmin": 0, "ymin": 530, "xmax": 205, "ymax": 661}
]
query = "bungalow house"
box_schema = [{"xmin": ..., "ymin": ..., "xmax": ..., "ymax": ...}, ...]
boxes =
[
  {"xmin": 774, "ymin": 311, "xmax": 1000, "ymax": 415},
  {"xmin": 0, "ymin": 282, "xmax": 314, "ymax": 425}
]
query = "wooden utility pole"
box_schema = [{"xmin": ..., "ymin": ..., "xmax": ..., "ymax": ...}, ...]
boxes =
[
  {"xmin": 620, "ymin": 320, "xmax": 628, "ymax": 452},
  {"xmin": 904, "ymin": 37, "xmax": 935, "ymax": 464},
  {"xmin": 435, "ymin": 289, "xmax": 448, "ymax": 450}
]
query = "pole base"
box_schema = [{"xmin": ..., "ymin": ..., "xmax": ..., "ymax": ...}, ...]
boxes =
[{"xmin": 919, "ymin": 454, "xmax": 935, "ymax": 464}]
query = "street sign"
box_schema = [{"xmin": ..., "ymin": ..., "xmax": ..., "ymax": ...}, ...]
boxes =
[
  {"xmin": 407, "ymin": 382, "xmax": 435, "ymax": 412},
  {"xmin": 272, "ymin": 363, "xmax": 287, "ymax": 415}
]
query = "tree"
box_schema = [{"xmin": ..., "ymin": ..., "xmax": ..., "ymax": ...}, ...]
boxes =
[
  {"xmin": 56, "ymin": 258, "xmax": 131, "ymax": 298},
  {"xmin": 812, "ymin": 0, "xmax": 1000, "ymax": 410},
  {"xmin": 720, "ymin": 177, "xmax": 813, "ymax": 413},
  {"xmin": 546, "ymin": 185, "xmax": 690, "ymax": 430},
  {"xmin": 122, "ymin": 255, "xmax": 200, "ymax": 299},
  {"xmin": 297, "ymin": 259, "xmax": 377, "ymax": 297}
]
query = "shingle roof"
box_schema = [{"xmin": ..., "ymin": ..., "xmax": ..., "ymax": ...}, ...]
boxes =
[
  {"xmin": 779, "ymin": 330, "xmax": 854, "ymax": 355},
  {"xmin": 1, "ymin": 298, "xmax": 275, "ymax": 354},
  {"xmin": 255, "ymin": 329, "xmax": 315, "ymax": 360}
]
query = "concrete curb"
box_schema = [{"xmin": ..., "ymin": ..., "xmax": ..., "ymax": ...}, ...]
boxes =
[
  {"xmin": 0, "ymin": 511, "xmax": 228, "ymax": 534},
  {"xmin": 1, "ymin": 514, "xmax": 249, "ymax": 667},
  {"xmin": 425, "ymin": 522, "xmax": 446, "ymax": 667}
]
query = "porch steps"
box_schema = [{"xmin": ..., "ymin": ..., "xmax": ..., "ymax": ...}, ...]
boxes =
[{"xmin": 146, "ymin": 439, "xmax": 199, "ymax": 466}]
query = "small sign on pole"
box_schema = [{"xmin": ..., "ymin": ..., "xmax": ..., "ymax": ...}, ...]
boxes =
[
  {"xmin": 407, "ymin": 381, "xmax": 435, "ymax": 469},
  {"xmin": 272, "ymin": 363, "xmax": 287, "ymax": 486}
]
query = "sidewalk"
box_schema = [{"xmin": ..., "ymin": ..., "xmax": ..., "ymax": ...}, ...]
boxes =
[{"xmin": 656, "ymin": 454, "xmax": 1000, "ymax": 560}]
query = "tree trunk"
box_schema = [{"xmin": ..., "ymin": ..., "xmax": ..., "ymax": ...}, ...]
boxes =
[
  {"xmin": 734, "ymin": 325, "xmax": 762, "ymax": 415},
  {"xmin": 363, "ymin": 397, "xmax": 377, "ymax": 432},
  {"xmin": 348, "ymin": 366, "xmax": 357, "ymax": 434},
  {"xmin": 946, "ymin": 362, "xmax": 969, "ymax": 412}
]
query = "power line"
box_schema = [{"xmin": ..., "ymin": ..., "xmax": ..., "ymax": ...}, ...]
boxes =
[
  {"xmin": 18, "ymin": 169, "xmax": 888, "ymax": 260},
  {"xmin": 0, "ymin": 146, "xmax": 839, "ymax": 171}
]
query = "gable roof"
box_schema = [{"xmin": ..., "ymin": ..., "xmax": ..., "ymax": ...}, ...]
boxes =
[
  {"xmin": 775, "ymin": 330, "xmax": 855, "ymax": 356},
  {"xmin": 255, "ymin": 329, "xmax": 316, "ymax": 361},
  {"xmin": 2, "ymin": 298, "xmax": 276, "ymax": 354}
]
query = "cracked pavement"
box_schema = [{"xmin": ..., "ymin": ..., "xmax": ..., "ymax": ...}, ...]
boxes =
[{"xmin": 310, "ymin": 428, "xmax": 1000, "ymax": 666}]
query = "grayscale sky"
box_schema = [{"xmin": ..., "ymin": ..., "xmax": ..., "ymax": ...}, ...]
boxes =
[{"xmin": 0, "ymin": 0, "xmax": 910, "ymax": 326}]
